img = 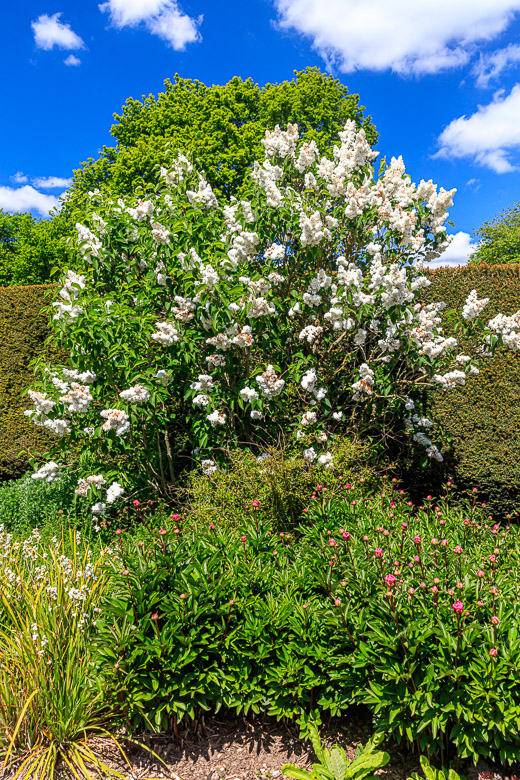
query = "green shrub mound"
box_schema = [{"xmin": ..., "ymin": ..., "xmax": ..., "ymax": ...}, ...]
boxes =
[
  {"xmin": 97, "ymin": 479, "xmax": 519, "ymax": 766},
  {"xmin": 422, "ymin": 265, "xmax": 520, "ymax": 514},
  {"xmin": 0, "ymin": 285, "xmax": 58, "ymax": 481}
]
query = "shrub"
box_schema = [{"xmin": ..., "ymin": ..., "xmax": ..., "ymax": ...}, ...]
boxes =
[
  {"xmin": 0, "ymin": 471, "xmax": 84, "ymax": 535},
  {"xmin": 421, "ymin": 265, "xmax": 520, "ymax": 514},
  {"xmin": 185, "ymin": 438, "xmax": 378, "ymax": 528},
  {"xmin": 95, "ymin": 478, "xmax": 520, "ymax": 766},
  {"xmin": 25, "ymin": 123, "xmax": 515, "ymax": 514},
  {"xmin": 0, "ymin": 284, "xmax": 58, "ymax": 481}
]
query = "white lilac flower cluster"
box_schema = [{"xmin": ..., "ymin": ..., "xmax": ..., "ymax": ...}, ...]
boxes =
[
  {"xmin": 256, "ymin": 366, "xmax": 285, "ymax": 399},
  {"xmin": 119, "ymin": 385, "xmax": 151, "ymax": 404},
  {"xmin": 100, "ymin": 409, "xmax": 130, "ymax": 436},
  {"xmin": 462, "ymin": 290, "xmax": 490, "ymax": 321},
  {"xmin": 31, "ymin": 461, "xmax": 61, "ymax": 482}
]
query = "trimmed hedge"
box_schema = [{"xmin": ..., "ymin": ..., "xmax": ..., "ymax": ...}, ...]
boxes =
[
  {"xmin": 0, "ymin": 285, "xmax": 59, "ymax": 481},
  {"xmin": 420, "ymin": 264, "xmax": 520, "ymax": 515}
]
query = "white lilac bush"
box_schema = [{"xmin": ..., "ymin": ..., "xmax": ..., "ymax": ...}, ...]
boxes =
[{"xmin": 24, "ymin": 121, "xmax": 519, "ymax": 510}]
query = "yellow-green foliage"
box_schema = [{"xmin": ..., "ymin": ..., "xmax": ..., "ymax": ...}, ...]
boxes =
[
  {"xmin": 186, "ymin": 438, "xmax": 381, "ymax": 529},
  {"xmin": 0, "ymin": 285, "xmax": 58, "ymax": 481},
  {"xmin": 424, "ymin": 264, "xmax": 520, "ymax": 513}
]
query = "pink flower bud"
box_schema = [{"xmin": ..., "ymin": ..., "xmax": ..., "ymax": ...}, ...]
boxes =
[
  {"xmin": 374, "ymin": 548, "xmax": 383, "ymax": 558},
  {"xmin": 448, "ymin": 589, "xmax": 455, "ymax": 596},
  {"xmin": 452, "ymin": 600, "xmax": 464, "ymax": 614},
  {"xmin": 457, "ymin": 582, "xmax": 463, "ymax": 589},
  {"xmin": 408, "ymin": 587, "xmax": 415, "ymax": 595},
  {"xmin": 159, "ymin": 528, "xmax": 167, "ymax": 535},
  {"xmin": 413, "ymin": 535, "xmax": 421, "ymax": 544},
  {"xmin": 431, "ymin": 586, "xmax": 438, "ymax": 594},
  {"xmin": 133, "ymin": 500, "xmax": 140, "ymax": 507},
  {"xmin": 420, "ymin": 582, "xmax": 426, "ymax": 588},
  {"xmin": 478, "ymin": 600, "xmax": 484, "ymax": 606},
  {"xmin": 334, "ymin": 598, "xmax": 342, "ymax": 606},
  {"xmin": 329, "ymin": 539, "xmax": 337, "ymax": 546},
  {"xmin": 490, "ymin": 648, "xmax": 498, "ymax": 657},
  {"xmin": 433, "ymin": 577, "xmax": 440, "ymax": 584},
  {"xmin": 491, "ymin": 615, "xmax": 500, "ymax": 625},
  {"xmin": 441, "ymin": 539, "xmax": 449, "ymax": 547},
  {"xmin": 115, "ymin": 529, "xmax": 123, "ymax": 536},
  {"xmin": 413, "ymin": 555, "xmax": 420, "ymax": 562},
  {"xmin": 229, "ymin": 599, "xmax": 235, "ymax": 606},
  {"xmin": 477, "ymin": 569, "xmax": 484, "ymax": 578},
  {"xmin": 342, "ymin": 532, "xmax": 351, "ymax": 540},
  {"xmin": 209, "ymin": 523, "xmax": 216, "ymax": 530},
  {"xmin": 363, "ymin": 535, "xmax": 369, "ymax": 542},
  {"xmin": 171, "ymin": 513, "xmax": 180, "ymax": 521},
  {"xmin": 180, "ymin": 593, "xmax": 186, "ymax": 600},
  {"xmin": 240, "ymin": 535, "xmax": 247, "ymax": 542},
  {"xmin": 122, "ymin": 569, "xmax": 129, "ymax": 576},
  {"xmin": 385, "ymin": 574, "xmax": 396, "ymax": 586},
  {"xmin": 402, "ymin": 522, "xmax": 408, "ymax": 530},
  {"xmin": 151, "ymin": 613, "xmax": 158, "ymax": 620},
  {"xmin": 454, "ymin": 545, "xmax": 463, "ymax": 554},
  {"xmin": 431, "ymin": 538, "xmax": 438, "ymax": 545},
  {"xmin": 252, "ymin": 500, "xmax": 259, "ymax": 507}
]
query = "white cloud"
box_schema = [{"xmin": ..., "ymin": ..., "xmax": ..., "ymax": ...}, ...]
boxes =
[
  {"xmin": 473, "ymin": 43, "xmax": 520, "ymax": 87},
  {"xmin": 32, "ymin": 176, "xmax": 72, "ymax": 189},
  {"xmin": 31, "ymin": 12, "xmax": 85, "ymax": 51},
  {"xmin": 64, "ymin": 54, "xmax": 81, "ymax": 66},
  {"xmin": 99, "ymin": 0, "xmax": 202, "ymax": 50},
  {"xmin": 272, "ymin": 0, "xmax": 520, "ymax": 74},
  {"xmin": 11, "ymin": 172, "xmax": 28, "ymax": 184},
  {"xmin": 435, "ymin": 85, "xmax": 520, "ymax": 172},
  {"xmin": 0, "ymin": 186, "xmax": 61, "ymax": 216},
  {"xmin": 428, "ymin": 232, "xmax": 477, "ymax": 268}
]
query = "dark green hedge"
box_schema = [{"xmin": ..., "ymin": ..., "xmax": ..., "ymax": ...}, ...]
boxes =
[
  {"xmin": 0, "ymin": 285, "xmax": 58, "ymax": 481},
  {"xmin": 420, "ymin": 264, "xmax": 520, "ymax": 515}
]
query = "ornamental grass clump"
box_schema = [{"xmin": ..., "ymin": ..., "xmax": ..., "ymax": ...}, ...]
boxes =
[
  {"xmin": 96, "ymin": 480, "xmax": 520, "ymax": 766},
  {"xmin": 23, "ymin": 121, "xmax": 520, "ymax": 509},
  {"xmin": 0, "ymin": 528, "xmax": 131, "ymax": 779}
]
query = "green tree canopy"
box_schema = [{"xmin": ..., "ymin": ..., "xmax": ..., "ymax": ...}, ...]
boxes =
[
  {"xmin": 470, "ymin": 202, "xmax": 520, "ymax": 265},
  {"xmin": 0, "ymin": 210, "xmax": 70, "ymax": 286},
  {"xmin": 63, "ymin": 67, "xmax": 377, "ymax": 222}
]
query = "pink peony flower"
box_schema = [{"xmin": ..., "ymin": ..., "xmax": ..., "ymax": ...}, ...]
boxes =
[
  {"xmin": 385, "ymin": 574, "xmax": 396, "ymax": 586},
  {"xmin": 452, "ymin": 600, "xmax": 464, "ymax": 614}
]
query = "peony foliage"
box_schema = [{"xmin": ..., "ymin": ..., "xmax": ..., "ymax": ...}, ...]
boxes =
[{"xmin": 25, "ymin": 121, "xmax": 520, "ymax": 510}]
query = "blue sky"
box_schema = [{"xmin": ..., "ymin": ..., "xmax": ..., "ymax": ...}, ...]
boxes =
[{"xmin": 2, "ymin": 0, "xmax": 520, "ymax": 265}]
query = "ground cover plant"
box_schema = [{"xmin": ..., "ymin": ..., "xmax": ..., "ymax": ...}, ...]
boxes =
[{"xmin": 93, "ymin": 476, "xmax": 520, "ymax": 767}]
